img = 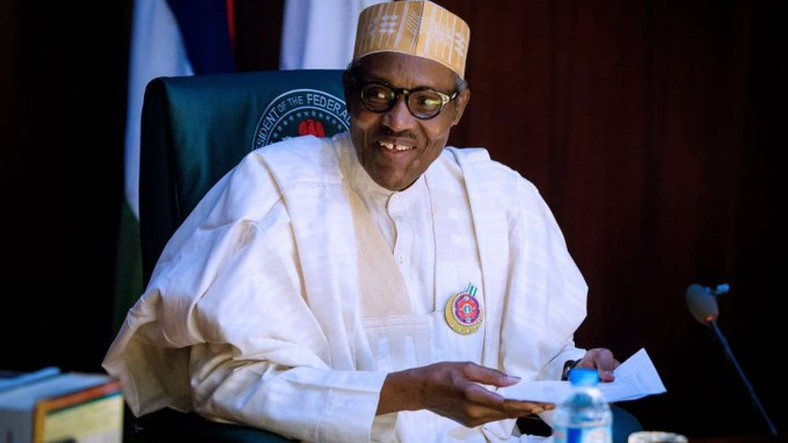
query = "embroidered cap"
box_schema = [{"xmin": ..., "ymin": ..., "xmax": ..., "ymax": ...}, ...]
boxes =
[{"xmin": 352, "ymin": 0, "xmax": 470, "ymax": 79}]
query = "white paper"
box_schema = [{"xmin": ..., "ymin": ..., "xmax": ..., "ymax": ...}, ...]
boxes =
[{"xmin": 498, "ymin": 348, "xmax": 666, "ymax": 403}]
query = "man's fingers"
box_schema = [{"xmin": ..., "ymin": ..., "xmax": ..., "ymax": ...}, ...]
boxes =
[
  {"xmin": 462, "ymin": 363, "xmax": 521, "ymax": 387},
  {"xmin": 502, "ymin": 399, "xmax": 555, "ymax": 415}
]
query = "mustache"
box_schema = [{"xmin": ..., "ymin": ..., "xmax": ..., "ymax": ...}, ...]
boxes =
[{"xmin": 378, "ymin": 127, "xmax": 417, "ymax": 139}]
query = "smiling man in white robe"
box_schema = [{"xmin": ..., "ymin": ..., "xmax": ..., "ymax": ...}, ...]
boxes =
[{"xmin": 103, "ymin": 1, "xmax": 632, "ymax": 442}]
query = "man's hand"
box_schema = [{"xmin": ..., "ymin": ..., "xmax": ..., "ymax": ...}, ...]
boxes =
[
  {"xmin": 377, "ymin": 361, "xmax": 554, "ymax": 428},
  {"xmin": 574, "ymin": 348, "xmax": 620, "ymax": 382}
]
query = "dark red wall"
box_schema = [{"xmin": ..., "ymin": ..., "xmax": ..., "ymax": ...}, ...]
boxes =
[{"xmin": 436, "ymin": 1, "xmax": 785, "ymax": 439}]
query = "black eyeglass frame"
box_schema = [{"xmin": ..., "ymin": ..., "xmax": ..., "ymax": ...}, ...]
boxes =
[{"xmin": 357, "ymin": 80, "xmax": 459, "ymax": 120}]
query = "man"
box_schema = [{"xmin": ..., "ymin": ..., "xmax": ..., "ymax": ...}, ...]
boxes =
[{"xmin": 104, "ymin": 1, "xmax": 633, "ymax": 442}]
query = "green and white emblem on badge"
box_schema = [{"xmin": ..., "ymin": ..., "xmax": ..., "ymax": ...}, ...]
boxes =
[{"xmin": 444, "ymin": 283, "xmax": 483, "ymax": 335}]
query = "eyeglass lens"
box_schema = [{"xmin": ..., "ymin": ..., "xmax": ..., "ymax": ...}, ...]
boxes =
[{"xmin": 360, "ymin": 83, "xmax": 450, "ymax": 119}]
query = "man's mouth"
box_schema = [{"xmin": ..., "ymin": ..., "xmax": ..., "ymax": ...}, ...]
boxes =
[{"xmin": 379, "ymin": 141, "xmax": 415, "ymax": 152}]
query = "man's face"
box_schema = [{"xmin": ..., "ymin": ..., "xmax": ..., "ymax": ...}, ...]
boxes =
[{"xmin": 344, "ymin": 52, "xmax": 470, "ymax": 191}]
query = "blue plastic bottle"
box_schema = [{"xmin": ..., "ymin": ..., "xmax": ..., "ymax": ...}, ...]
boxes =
[{"xmin": 552, "ymin": 368, "xmax": 613, "ymax": 443}]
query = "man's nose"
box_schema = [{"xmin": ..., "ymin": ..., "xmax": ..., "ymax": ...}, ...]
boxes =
[{"xmin": 382, "ymin": 95, "xmax": 415, "ymax": 131}]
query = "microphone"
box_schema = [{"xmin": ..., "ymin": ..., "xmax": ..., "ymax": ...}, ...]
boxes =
[
  {"xmin": 685, "ymin": 284, "xmax": 778, "ymax": 437},
  {"xmin": 686, "ymin": 284, "xmax": 719, "ymax": 324}
]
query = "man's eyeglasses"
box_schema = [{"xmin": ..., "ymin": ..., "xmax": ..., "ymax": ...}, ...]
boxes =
[{"xmin": 358, "ymin": 81, "xmax": 458, "ymax": 120}]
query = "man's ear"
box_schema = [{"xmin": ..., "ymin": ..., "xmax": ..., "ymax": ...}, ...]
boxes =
[
  {"xmin": 342, "ymin": 71, "xmax": 356, "ymax": 112},
  {"xmin": 451, "ymin": 88, "xmax": 471, "ymax": 126}
]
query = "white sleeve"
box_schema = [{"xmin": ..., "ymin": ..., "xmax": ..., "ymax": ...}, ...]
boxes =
[
  {"xmin": 180, "ymin": 210, "xmax": 389, "ymax": 443},
  {"xmin": 189, "ymin": 344, "xmax": 387, "ymax": 442}
]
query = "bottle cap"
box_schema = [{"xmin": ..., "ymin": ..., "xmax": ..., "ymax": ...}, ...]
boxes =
[{"xmin": 568, "ymin": 368, "xmax": 599, "ymax": 386}]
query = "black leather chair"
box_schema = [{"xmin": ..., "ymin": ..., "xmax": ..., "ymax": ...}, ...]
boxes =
[
  {"xmin": 139, "ymin": 69, "xmax": 350, "ymax": 285},
  {"xmin": 129, "ymin": 69, "xmax": 349, "ymax": 442}
]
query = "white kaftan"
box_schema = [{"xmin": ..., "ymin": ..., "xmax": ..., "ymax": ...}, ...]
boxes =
[{"xmin": 103, "ymin": 132, "xmax": 588, "ymax": 442}]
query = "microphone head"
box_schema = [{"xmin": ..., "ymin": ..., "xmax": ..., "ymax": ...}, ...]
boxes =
[{"xmin": 686, "ymin": 284, "xmax": 719, "ymax": 324}]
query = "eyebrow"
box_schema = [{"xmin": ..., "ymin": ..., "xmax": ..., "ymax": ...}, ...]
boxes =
[{"xmin": 358, "ymin": 77, "xmax": 455, "ymax": 95}]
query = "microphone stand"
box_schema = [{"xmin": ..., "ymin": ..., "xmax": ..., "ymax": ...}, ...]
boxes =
[{"xmin": 708, "ymin": 319, "xmax": 778, "ymax": 436}]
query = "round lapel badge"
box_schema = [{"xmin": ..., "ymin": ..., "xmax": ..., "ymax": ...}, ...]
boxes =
[{"xmin": 444, "ymin": 283, "xmax": 483, "ymax": 335}]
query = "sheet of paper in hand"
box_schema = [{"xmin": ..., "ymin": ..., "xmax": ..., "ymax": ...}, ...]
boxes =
[{"xmin": 498, "ymin": 348, "xmax": 666, "ymax": 403}]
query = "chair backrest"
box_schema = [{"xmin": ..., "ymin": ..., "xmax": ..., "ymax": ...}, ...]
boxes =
[{"xmin": 139, "ymin": 69, "xmax": 349, "ymax": 284}]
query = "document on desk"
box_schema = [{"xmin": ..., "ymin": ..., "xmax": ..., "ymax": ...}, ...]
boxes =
[{"xmin": 498, "ymin": 348, "xmax": 666, "ymax": 403}]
